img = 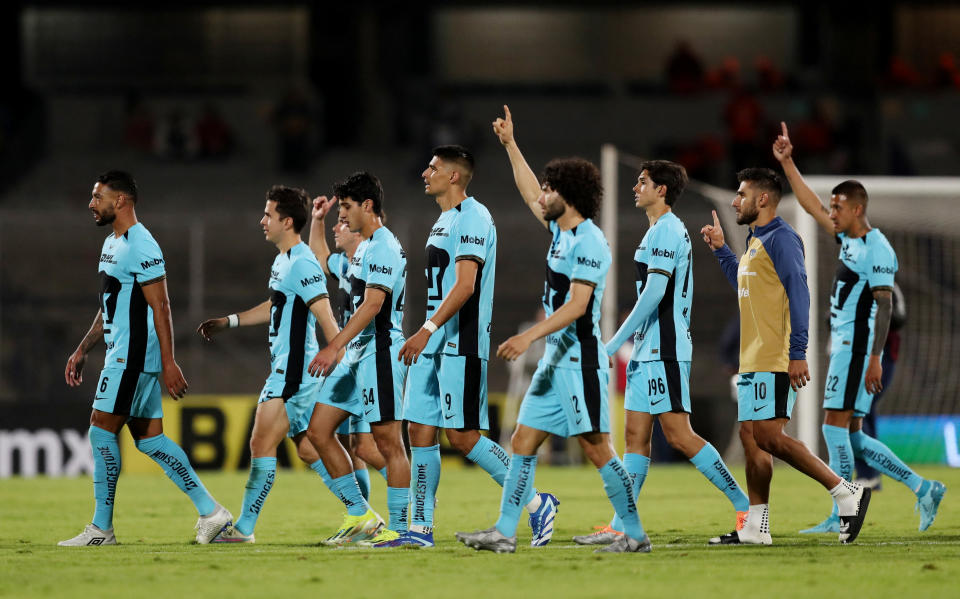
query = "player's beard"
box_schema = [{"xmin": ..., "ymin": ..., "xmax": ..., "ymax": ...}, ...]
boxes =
[
  {"xmin": 736, "ymin": 203, "xmax": 759, "ymax": 225},
  {"xmin": 93, "ymin": 210, "xmax": 115, "ymax": 226},
  {"xmin": 542, "ymin": 199, "xmax": 565, "ymax": 222}
]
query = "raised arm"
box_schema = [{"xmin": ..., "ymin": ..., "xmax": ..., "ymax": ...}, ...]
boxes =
[
  {"xmin": 700, "ymin": 210, "xmax": 739, "ymax": 289},
  {"xmin": 308, "ymin": 195, "xmax": 338, "ymax": 275},
  {"xmin": 196, "ymin": 300, "xmax": 271, "ymax": 341},
  {"xmin": 141, "ymin": 278, "xmax": 188, "ymax": 399},
  {"xmin": 497, "ymin": 281, "xmax": 594, "ymax": 361},
  {"xmin": 773, "ymin": 121, "xmax": 833, "ymax": 234},
  {"xmin": 492, "ymin": 105, "xmax": 547, "ymax": 229},
  {"xmin": 65, "ymin": 309, "xmax": 104, "ymax": 386}
]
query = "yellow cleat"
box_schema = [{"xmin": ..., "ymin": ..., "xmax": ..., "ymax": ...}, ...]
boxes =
[
  {"xmin": 357, "ymin": 527, "xmax": 400, "ymax": 547},
  {"xmin": 321, "ymin": 509, "xmax": 384, "ymax": 546}
]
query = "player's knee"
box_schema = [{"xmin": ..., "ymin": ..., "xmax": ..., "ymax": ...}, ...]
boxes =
[
  {"xmin": 446, "ymin": 429, "xmax": 479, "ymax": 455},
  {"xmin": 753, "ymin": 431, "xmax": 780, "ymax": 454}
]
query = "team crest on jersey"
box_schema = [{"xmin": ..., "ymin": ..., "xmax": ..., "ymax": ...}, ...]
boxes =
[{"xmin": 749, "ymin": 249, "xmax": 757, "ymax": 257}]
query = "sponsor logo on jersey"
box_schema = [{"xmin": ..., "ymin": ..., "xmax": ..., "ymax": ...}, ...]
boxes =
[
  {"xmin": 429, "ymin": 227, "xmax": 448, "ymax": 237},
  {"xmin": 99, "ymin": 253, "xmax": 117, "ymax": 264},
  {"xmin": 872, "ymin": 264, "xmax": 895, "ymax": 275},
  {"xmin": 369, "ymin": 264, "xmax": 392, "ymax": 275},
  {"xmin": 650, "ymin": 248, "xmax": 675, "ymax": 259},
  {"xmin": 576, "ymin": 256, "xmax": 602, "ymax": 268},
  {"xmin": 300, "ymin": 274, "xmax": 324, "ymax": 287},
  {"xmin": 738, "ymin": 287, "xmax": 750, "ymax": 298},
  {"xmin": 140, "ymin": 257, "xmax": 164, "ymax": 270},
  {"xmin": 460, "ymin": 235, "xmax": 484, "ymax": 245}
]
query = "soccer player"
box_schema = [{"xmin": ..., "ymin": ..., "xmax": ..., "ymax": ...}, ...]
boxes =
[
  {"xmin": 308, "ymin": 204, "xmax": 389, "ymax": 503},
  {"xmin": 60, "ymin": 170, "xmax": 231, "ymax": 546},
  {"xmin": 305, "ymin": 172, "xmax": 411, "ymax": 546},
  {"xmin": 390, "ymin": 145, "xmax": 558, "ymax": 548},
  {"xmin": 456, "ymin": 106, "xmax": 650, "ymax": 554},
  {"xmin": 700, "ymin": 168, "xmax": 871, "ymax": 544},
  {"xmin": 772, "ymin": 123, "xmax": 945, "ymax": 532},
  {"xmin": 574, "ymin": 161, "xmax": 749, "ymax": 546},
  {"xmin": 195, "ymin": 186, "xmax": 342, "ymax": 543}
]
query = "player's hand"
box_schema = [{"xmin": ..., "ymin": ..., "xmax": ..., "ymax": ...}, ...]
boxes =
[
  {"xmin": 497, "ymin": 333, "xmax": 531, "ymax": 361},
  {"xmin": 864, "ymin": 355, "xmax": 883, "ymax": 394},
  {"xmin": 788, "ymin": 359, "xmax": 810, "ymax": 391},
  {"xmin": 309, "ymin": 345, "xmax": 340, "ymax": 377},
  {"xmin": 312, "ymin": 195, "xmax": 337, "ymax": 222},
  {"xmin": 65, "ymin": 349, "xmax": 87, "ymax": 387},
  {"xmin": 772, "ymin": 121, "xmax": 794, "ymax": 163},
  {"xmin": 700, "ymin": 210, "xmax": 726, "ymax": 250},
  {"xmin": 163, "ymin": 362, "xmax": 188, "ymax": 400},
  {"xmin": 196, "ymin": 317, "xmax": 228, "ymax": 341},
  {"xmin": 398, "ymin": 328, "xmax": 431, "ymax": 366},
  {"xmin": 492, "ymin": 105, "xmax": 515, "ymax": 147}
]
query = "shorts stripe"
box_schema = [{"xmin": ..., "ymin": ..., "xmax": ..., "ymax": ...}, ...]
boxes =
[
  {"xmin": 843, "ymin": 354, "xmax": 866, "ymax": 411},
  {"xmin": 664, "ymin": 361, "xmax": 684, "ymax": 412},
  {"xmin": 375, "ymin": 349, "xmax": 395, "ymax": 421},
  {"xmin": 582, "ymin": 365, "xmax": 602, "ymax": 433},
  {"xmin": 113, "ymin": 368, "xmax": 141, "ymax": 416},
  {"xmin": 774, "ymin": 372, "xmax": 791, "ymax": 419},
  {"xmin": 462, "ymin": 356, "xmax": 482, "ymax": 430}
]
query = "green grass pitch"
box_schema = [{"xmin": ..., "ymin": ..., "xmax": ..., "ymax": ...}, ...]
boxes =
[{"xmin": 2, "ymin": 463, "xmax": 957, "ymax": 598}]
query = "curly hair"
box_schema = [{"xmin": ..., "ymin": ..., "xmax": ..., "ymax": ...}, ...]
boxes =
[{"xmin": 541, "ymin": 158, "xmax": 602, "ymax": 220}]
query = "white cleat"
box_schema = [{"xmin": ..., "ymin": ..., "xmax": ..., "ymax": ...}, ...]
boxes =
[
  {"xmin": 58, "ymin": 524, "xmax": 117, "ymax": 547},
  {"xmin": 195, "ymin": 504, "xmax": 234, "ymax": 544},
  {"xmin": 211, "ymin": 524, "xmax": 255, "ymax": 544}
]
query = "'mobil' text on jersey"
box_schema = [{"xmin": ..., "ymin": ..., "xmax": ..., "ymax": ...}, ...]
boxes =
[
  {"xmin": 830, "ymin": 229, "xmax": 897, "ymax": 354},
  {"xmin": 345, "ymin": 226, "xmax": 406, "ymax": 363}
]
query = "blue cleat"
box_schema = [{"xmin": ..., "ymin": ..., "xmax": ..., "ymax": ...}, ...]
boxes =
[
  {"xmin": 373, "ymin": 529, "xmax": 435, "ymax": 548},
  {"xmin": 916, "ymin": 480, "xmax": 946, "ymax": 532},
  {"xmin": 799, "ymin": 513, "xmax": 841, "ymax": 534},
  {"xmin": 528, "ymin": 492, "xmax": 559, "ymax": 547}
]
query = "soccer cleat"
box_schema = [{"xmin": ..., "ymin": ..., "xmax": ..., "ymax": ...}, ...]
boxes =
[
  {"xmin": 708, "ymin": 528, "xmax": 772, "ymax": 545},
  {"xmin": 373, "ymin": 529, "xmax": 435, "ymax": 548},
  {"xmin": 838, "ymin": 486, "xmax": 871, "ymax": 544},
  {"xmin": 736, "ymin": 510, "xmax": 748, "ymax": 531},
  {"xmin": 594, "ymin": 533, "xmax": 652, "ymax": 554},
  {"xmin": 210, "ymin": 524, "xmax": 254, "ymax": 544},
  {"xmin": 799, "ymin": 513, "xmax": 841, "ymax": 534},
  {"xmin": 916, "ymin": 480, "xmax": 946, "ymax": 532},
  {"xmin": 58, "ymin": 524, "xmax": 117, "ymax": 547},
  {"xmin": 455, "ymin": 527, "xmax": 517, "ymax": 553},
  {"xmin": 322, "ymin": 509, "xmax": 384, "ymax": 546},
  {"xmin": 195, "ymin": 504, "xmax": 234, "ymax": 544},
  {"xmin": 572, "ymin": 525, "xmax": 623, "ymax": 546},
  {"xmin": 528, "ymin": 492, "xmax": 559, "ymax": 547},
  {"xmin": 357, "ymin": 528, "xmax": 400, "ymax": 547}
]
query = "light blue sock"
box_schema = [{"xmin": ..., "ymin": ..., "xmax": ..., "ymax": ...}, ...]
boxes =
[
  {"xmin": 465, "ymin": 436, "xmax": 510, "ymax": 486},
  {"xmin": 599, "ymin": 458, "xmax": 646, "ymax": 541},
  {"xmin": 386, "ymin": 487, "xmax": 409, "ymax": 533},
  {"xmin": 135, "ymin": 434, "xmax": 215, "ymax": 516},
  {"xmin": 89, "ymin": 426, "xmax": 120, "ymax": 531},
  {"xmin": 378, "ymin": 467, "xmax": 388, "ymax": 480},
  {"xmin": 495, "ymin": 455, "xmax": 537, "ymax": 537},
  {"xmin": 850, "ymin": 429, "xmax": 924, "ymax": 493},
  {"xmin": 823, "ymin": 424, "xmax": 854, "ymax": 482},
  {"xmin": 610, "ymin": 453, "xmax": 650, "ymax": 532},
  {"xmin": 410, "ymin": 444, "xmax": 441, "ymax": 527},
  {"xmin": 234, "ymin": 457, "xmax": 277, "ymax": 536},
  {"xmin": 355, "ymin": 468, "xmax": 372, "ymax": 501},
  {"xmin": 331, "ymin": 473, "xmax": 369, "ymax": 516},
  {"xmin": 309, "ymin": 459, "xmax": 334, "ymax": 490},
  {"xmin": 690, "ymin": 443, "xmax": 750, "ymax": 512}
]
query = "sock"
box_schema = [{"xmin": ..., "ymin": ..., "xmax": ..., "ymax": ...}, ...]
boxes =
[
  {"xmin": 331, "ymin": 473, "xmax": 369, "ymax": 517},
  {"xmin": 354, "ymin": 469, "xmax": 371, "ymax": 501},
  {"xmin": 849, "ymin": 430, "xmax": 924, "ymax": 493},
  {"xmin": 89, "ymin": 426, "xmax": 121, "ymax": 531},
  {"xmin": 611, "ymin": 453, "xmax": 650, "ymax": 532},
  {"xmin": 309, "ymin": 459, "xmax": 334, "ymax": 491},
  {"xmin": 135, "ymin": 434, "xmax": 215, "ymax": 516},
  {"xmin": 410, "ymin": 445, "xmax": 441, "ymax": 527},
  {"xmin": 823, "ymin": 424, "xmax": 854, "ymax": 482},
  {"xmin": 599, "ymin": 458, "xmax": 646, "ymax": 541},
  {"xmin": 495, "ymin": 455, "xmax": 537, "ymax": 537},
  {"xmin": 386, "ymin": 487, "xmax": 409, "ymax": 533},
  {"xmin": 745, "ymin": 503, "xmax": 770, "ymax": 534},
  {"xmin": 690, "ymin": 443, "xmax": 750, "ymax": 512},
  {"xmin": 465, "ymin": 436, "xmax": 510, "ymax": 486},
  {"xmin": 234, "ymin": 457, "xmax": 277, "ymax": 535},
  {"xmin": 829, "ymin": 480, "xmax": 862, "ymax": 516},
  {"xmin": 378, "ymin": 467, "xmax": 388, "ymax": 480}
]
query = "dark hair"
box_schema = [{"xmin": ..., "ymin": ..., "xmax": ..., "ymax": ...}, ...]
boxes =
[
  {"xmin": 541, "ymin": 157, "xmax": 602, "ymax": 220},
  {"xmin": 97, "ymin": 170, "xmax": 138, "ymax": 203},
  {"xmin": 433, "ymin": 145, "xmax": 475, "ymax": 186},
  {"xmin": 639, "ymin": 160, "xmax": 688, "ymax": 206},
  {"xmin": 736, "ymin": 167, "xmax": 782, "ymax": 203},
  {"xmin": 334, "ymin": 171, "xmax": 384, "ymax": 217},
  {"xmin": 831, "ymin": 179, "xmax": 868, "ymax": 207},
  {"xmin": 265, "ymin": 185, "xmax": 309, "ymax": 233}
]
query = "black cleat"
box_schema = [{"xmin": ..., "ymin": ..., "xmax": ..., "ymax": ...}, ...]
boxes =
[{"xmin": 839, "ymin": 487, "xmax": 871, "ymax": 544}]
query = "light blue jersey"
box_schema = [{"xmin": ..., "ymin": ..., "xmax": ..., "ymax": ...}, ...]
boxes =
[
  {"xmin": 630, "ymin": 211, "xmax": 693, "ymax": 362},
  {"xmin": 326, "ymin": 252, "xmax": 353, "ymax": 328},
  {"xmin": 344, "ymin": 226, "xmax": 406, "ymax": 363},
  {"xmin": 423, "ymin": 197, "xmax": 496, "ymax": 358},
  {"xmin": 98, "ymin": 223, "xmax": 166, "ymax": 373},
  {"xmin": 830, "ymin": 229, "xmax": 898, "ymax": 355},
  {"xmin": 267, "ymin": 242, "xmax": 328, "ymax": 394},
  {"xmin": 542, "ymin": 219, "xmax": 611, "ymax": 370}
]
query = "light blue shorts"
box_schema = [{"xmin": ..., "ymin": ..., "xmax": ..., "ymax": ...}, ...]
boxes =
[
  {"xmin": 259, "ymin": 377, "xmax": 320, "ymax": 438},
  {"xmin": 93, "ymin": 368, "xmax": 163, "ymax": 418},
  {"xmin": 403, "ymin": 353, "xmax": 489, "ymax": 430},
  {"xmin": 736, "ymin": 372, "xmax": 796, "ymax": 421},
  {"xmin": 316, "ymin": 346, "xmax": 407, "ymax": 424},
  {"xmin": 823, "ymin": 351, "xmax": 873, "ymax": 418},
  {"xmin": 517, "ymin": 362, "xmax": 609, "ymax": 437},
  {"xmin": 624, "ymin": 360, "xmax": 692, "ymax": 415},
  {"xmin": 337, "ymin": 413, "xmax": 372, "ymax": 436}
]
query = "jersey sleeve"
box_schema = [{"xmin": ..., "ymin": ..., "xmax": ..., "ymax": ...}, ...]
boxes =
[
  {"xmin": 289, "ymin": 259, "xmax": 329, "ymax": 304},
  {"xmin": 130, "ymin": 235, "xmax": 167, "ymax": 285},
  {"xmin": 867, "ymin": 239, "xmax": 898, "ymax": 290},
  {"xmin": 326, "ymin": 253, "xmax": 345, "ymax": 283},
  {"xmin": 767, "ymin": 229, "xmax": 810, "ymax": 361},
  {"xmin": 452, "ymin": 213, "xmax": 491, "ymax": 264},
  {"xmin": 363, "ymin": 241, "xmax": 401, "ymax": 293},
  {"xmin": 569, "ymin": 233, "xmax": 610, "ymax": 287},
  {"xmin": 645, "ymin": 224, "xmax": 681, "ymax": 277}
]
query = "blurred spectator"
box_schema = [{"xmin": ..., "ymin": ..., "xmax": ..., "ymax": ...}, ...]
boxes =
[
  {"xmin": 754, "ymin": 55, "xmax": 785, "ymax": 92},
  {"xmin": 195, "ymin": 102, "xmax": 234, "ymax": 159},
  {"xmin": 272, "ymin": 86, "xmax": 316, "ymax": 173},
  {"xmin": 155, "ymin": 107, "xmax": 197, "ymax": 161},
  {"xmin": 791, "ymin": 100, "xmax": 836, "ymax": 158},
  {"xmin": 665, "ymin": 41, "xmax": 705, "ymax": 94},
  {"xmin": 122, "ymin": 92, "xmax": 155, "ymax": 153},
  {"xmin": 724, "ymin": 86, "xmax": 765, "ymax": 172},
  {"xmin": 884, "ymin": 56, "xmax": 923, "ymax": 89},
  {"xmin": 706, "ymin": 56, "xmax": 741, "ymax": 90},
  {"xmin": 934, "ymin": 52, "xmax": 960, "ymax": 89}
]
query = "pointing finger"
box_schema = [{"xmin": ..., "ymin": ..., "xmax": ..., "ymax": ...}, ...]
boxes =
[
  {"xmin": 781, "ymin": 121, "xmax": 789, "ymax": 138},
  {"xmin": 712, "ymin": 210, "xmax": 720, "ymax": 228},
  {"xmin": 503, "ymin": 104, "xmax": 511, "ymax": 122}
]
